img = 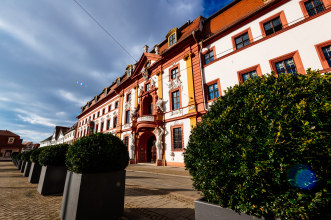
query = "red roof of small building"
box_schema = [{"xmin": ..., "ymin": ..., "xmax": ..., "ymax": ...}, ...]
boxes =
[{"xmin": 0, "ymin": 130, "xmax": 20, "ymax": 137}]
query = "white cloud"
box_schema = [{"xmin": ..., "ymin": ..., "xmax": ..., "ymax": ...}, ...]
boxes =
[
  {"xmin": 58, "ymin": 89, "xmax": 88, "ymax": 107},
  {"xmin": 56, "ymin": 112, "xmax": 66, "ymax": 117},
  {"xmin": 0, "ymin": 97, "xmax": 10, "ymax": 102},
  {"xmin": 15, "ymin": 109, "xmax": 56, "ymax": 127},
  {"xmin": 15, "ymin": 129, "xmax": 51, "ymax": 143}
]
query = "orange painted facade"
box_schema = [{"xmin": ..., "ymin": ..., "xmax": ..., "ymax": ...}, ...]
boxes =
[{"xmin": 75, "ymin": 0, "xmax": 331, "ymax": 167}]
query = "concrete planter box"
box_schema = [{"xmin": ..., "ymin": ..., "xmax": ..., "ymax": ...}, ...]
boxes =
[
  {"xmin": 20, "ymin": 161, "xmax": 26, "ymax": 173},
  {"xmin": 18, "ymin": 160, "xmax": 22, "ymax": 170},
  {"xmin": 61, "ymin": 170, "xmax": 126, "ymax": 220},
  {"xmin": 37, "ymin": 165, "xmax": 67, "ymax": 195},
  {"xmin": 28, "ymin": 163, "xmax": 42, "ymax": 183},
  {"xmin": 23, "ymin": 161, "xmax": 32, "ymax": 177},
  {"xmin": 195, "ymin": 199, "xmax": 279, "ymax": 220}
]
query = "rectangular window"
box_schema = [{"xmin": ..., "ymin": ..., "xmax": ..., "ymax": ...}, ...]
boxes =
[
  {"xmin": 171, "ymin": 67, "xmax": 179, "ymax": 79},
  {"xmin": 145, "ymin": 83, "xmax": 150, "ymax": 92},
  {"xmin": 305, "ymin": 0, "xmax": 325, "ymax": 16},
  {"xmin": 242, "ymin": 70, "xmax": 258, "ymax": 82},
  {"xmin": 263, "ymin": 17, "xmax": 282, "ymax": 36},
  {"xmin": 95, "ymin": 124, "xmax": 99, "ymax": 133},
  {"xmin": 115, "ymin": 101, "xmax": 119, "ymax": 109},
  {"xmin": 108, "ymin": 105, "xmax": 112, "ymax": 112},
  {"xmin": 169, "ymin": 33, "xmax": 176, "ymax": 46},
  {"xmin": 204, "ymin": 50, "xmax": 214, "ymax": 65},
  {"xmin": 125, "ymin": 110, "xmax": 130, "ymax": 124},
  {"xmin": 113, "ymin": 117, "xmax": 118, "ymax": 128},
  {"xmin": 173, "ymin": 127, "xmax": 183, "ymax": 150},
  {"xmin": 126, "ymin": 93, "xmax": 131, "ymax": 102},
  {"xmin": 124, "ymin": 136, "xmax": 129, "ymax": 148},
  {"xmin": 101, "ymin": 122, "xmax": 104, "ymax": 132},
  {"xmin": 275, "ymin": 58, "xmax": 297, "ymax": 75},
  {"xmin": 107, "ymin": 119, "xmax": 110, "ymax": 130},
  {"xmin": 102, "ymin": 109, "xmax": 105, "ymax": 115},
  {"xmin": 322, "ymin": 45, "xmax": 331, "ymax": 67},
  {"xmin": 208, "ymin": 83, "xmax": 219, "ymax": 100},
  {"xmin": 172, "ymin": 90, "xmax": 180, "ymax": 110},
  {"xmin": 97, "ymin": 112, "xmax": 100, "ymax": 118},
  {"xmin": 235, "ymin": 32, "xmax": 250, "ymax": 49}
]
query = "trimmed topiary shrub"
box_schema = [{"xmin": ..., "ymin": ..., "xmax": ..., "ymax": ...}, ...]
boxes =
[
  {"xmin": 184, "ymin": 70, "xmax": 330, "ymax": 219},
  {"xmin": 21, "ymin": 150, "xmax": 33, "ymax": 162},
  {"xmin": 66, "ymin": 133, "xmax": 129, "ymax": 174},
  {"xmin": 18, "ymin": 152, "xmax": 26, "ymax": 161},
  {"xmin": 39, "ymin": 144, "xmax": 69, "ymax": 166},
  {"xmin": 11, "ymin": 152, "xmax": 19, "ymax": 159},
  {"xmin": 30, "ymin": 147, "xmax": 44, "ymax": 164}
]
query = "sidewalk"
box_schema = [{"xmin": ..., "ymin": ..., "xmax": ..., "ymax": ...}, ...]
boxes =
[
  {"xmin": 0, "ymin": 161, "xmax": 198, "ymax": 219},
  {"xmin": 126, "ymin": 163, "xmax": 191, "ymax": 177}
]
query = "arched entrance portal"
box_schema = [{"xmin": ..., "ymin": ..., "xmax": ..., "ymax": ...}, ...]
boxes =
[{"xmin": 137, "ymin": 132, "xmax": 156, "ymax": 163}]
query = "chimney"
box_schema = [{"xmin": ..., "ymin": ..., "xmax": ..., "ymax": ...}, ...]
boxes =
[
  {"xmin": 155, "ymin": 45, "xmax": 159, "ymax": 55},
  {"xmin": 144, "ymin": 45, "xmax": 149, "ymax": 53}
]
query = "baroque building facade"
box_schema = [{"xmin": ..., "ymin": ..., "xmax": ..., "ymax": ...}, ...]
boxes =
[{"xmin": 76, "ymin": 0, "xmax": 331, "ymax": 167}]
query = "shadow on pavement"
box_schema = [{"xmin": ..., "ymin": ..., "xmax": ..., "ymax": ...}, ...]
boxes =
[{"xmin": 123, "ymin": 207, "xmax": 195, "ymax": 220}]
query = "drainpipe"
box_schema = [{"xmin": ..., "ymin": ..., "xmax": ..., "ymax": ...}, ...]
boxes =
[{"xmin": 192, "ymin": 30, "xmax": 207, "ymax": 111}]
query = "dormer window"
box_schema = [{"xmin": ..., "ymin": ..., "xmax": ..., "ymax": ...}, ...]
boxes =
[
  {"xmin": 126, "ymin": 65, "xmax": 133, "ymax": 76},
  {"xmin": 116, "ymin": 77, "xmax": 121, "ymax": 85},
  {"xmin": 169, "ymin": 33, "xmax": 176, "ymax": 46},
  {"xmin": 166, "ymin": 28, "xmax": 178, "ymax": 47},
  {"xmin": 8, "ymin": 137, "xmax": 14, "ymax": 144}
]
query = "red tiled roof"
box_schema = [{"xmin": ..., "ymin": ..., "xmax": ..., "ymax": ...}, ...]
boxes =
[
  {"xmin": 0, "ymin": 130, "xmax": 20, "ymax": 137},
  {"xmin": 158, "ymin": 16, "xmax": 203, "ymax": 54},
  {"xmin": 202, "ymin": 0, "xmax": 270, "ymax": 39}
]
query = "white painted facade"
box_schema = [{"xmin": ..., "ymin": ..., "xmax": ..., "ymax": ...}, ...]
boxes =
[
  {"xmin": 75, "ymin": 0, "xmax": 331, "ymax": 166},
  {"xmin": 203, "ymin": 0, "xmax": 331, "ymax": 102}
]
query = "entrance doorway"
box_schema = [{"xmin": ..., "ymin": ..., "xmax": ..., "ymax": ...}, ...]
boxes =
[
  {"xmin": 137, "ymin": 132, "xmax": 156, "ymax": 163},
  {"xmin": 146, "ymin": 136, "xmax": 156, "ymax": 163}
]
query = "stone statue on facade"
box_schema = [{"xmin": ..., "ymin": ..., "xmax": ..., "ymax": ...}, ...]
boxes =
[
  {"xmin": 154, "ymin": 97, "xmax": 164, "ymax": 112},
  {"xmin": 129, "ymin": 132, "xmax": 136, "ymax": 159},
  {"xmin": 130, "ymin": 107, "xmax": 137, "ymax": 120},
  {"xmin": 168, "ymin": 76, "xmax": 182, "ymax": 90},
  {"xmin": 153, "ymin": 126, "xmax": 165, "ymax": 160}
]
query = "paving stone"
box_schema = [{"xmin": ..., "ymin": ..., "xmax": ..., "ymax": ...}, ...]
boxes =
[{"xmin": 0, "ymin": 162, "xmax": 196, "ymax": 219}]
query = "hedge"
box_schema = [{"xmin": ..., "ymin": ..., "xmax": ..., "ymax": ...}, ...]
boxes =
[
  {"xmin": 184, "ymin": 70, "xmax": 330, "ymax": 219},
  {"xmin": 66, "ymin": 133, "xmax": 129, "ymax": 174},
  {"xmin": 39, "ymin": 144, "xmax": 69, "ymax": 166},
  {"xmin": 30, "ymin": 147, "xmax": 44, "ymax": 164},
  {"xmin": 11, "ymin": 152, "xmax": 19, "ymax": 159},
  {"xmin": 21, "ymin": 150, "xmax": 33, "ymax": 162}
]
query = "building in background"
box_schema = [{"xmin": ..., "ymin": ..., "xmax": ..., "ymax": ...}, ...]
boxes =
[
  {"xmin": 40, "ymin": 136, "xmax": 52, "ymax": 147},
  {"xmin": 75, "ymin": 0, "xmax": 331, "ymax": 166},
  {"xmin": 40, "ymin": 126, "xmax": 70, "ymax": 147},
  {"xmin": 22, "ymin": 142, "xmax": 40, "ymax": 151},
  {"xmin": 0, "ymin": 130, "xmax": 24, "ymax": 160},
  {"xmin": 64, "ymin": 123, "xmax": 77, "ymax": 145}
]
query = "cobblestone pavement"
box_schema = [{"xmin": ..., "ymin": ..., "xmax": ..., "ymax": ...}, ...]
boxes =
[{"xmin": 0, "ymin": 162, "xmax": 198, "ymax": 219}]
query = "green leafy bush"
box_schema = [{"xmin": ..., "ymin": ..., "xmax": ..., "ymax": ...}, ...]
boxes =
[
  {"xmin": 21, "ymin": 150, "xmax": 33, "ymax": 162},
  {"xmin": 39, "ymin": 144, "xmax": 69, "ymax": 166},
  {"xmin": 66, "ymin": 133, "xmax": 129, "ymax": 174},
  {"xmin": 11, "ymin": 152, "xmax": 19, "ymax": 159},
  {"xmin": 184, "ymin": 70, "xmax": 330, "ymax": 219},
  {"xmin": 18, "ymin": 152, "xmax": 26, "ymax": 161},
  {"xmin": 30, "ymin": 147, "xmax": 44, "ymax": 164}
]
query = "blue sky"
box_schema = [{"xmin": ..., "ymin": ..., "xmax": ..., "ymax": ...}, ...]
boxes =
[{"xmin": 0, "ymin": 0, "xmax": 232, "ymax": 143}]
